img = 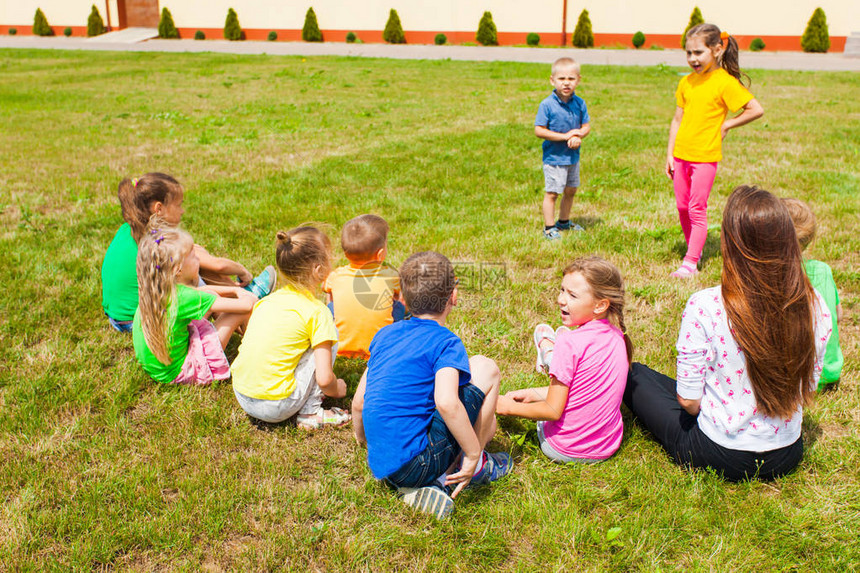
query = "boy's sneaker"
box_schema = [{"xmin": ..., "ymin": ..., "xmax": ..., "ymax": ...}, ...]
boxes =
[
  {"xmin": 244, "ymin": 265, "xmax": 277, "ymax": 298},
  {"xmin": 398, "ymin": 485, "xmax": 454, "ymax": 520},
  {"xmin": 555, "ymin": 220, "xmax": 584, "ymax": 232},
  {"xmin": 543, "ymin": 227, "xmax": 562, "ymax": 241},
  {"xmin": 470, "ymin": 451, "xmax": 514, "ymax": 486}
]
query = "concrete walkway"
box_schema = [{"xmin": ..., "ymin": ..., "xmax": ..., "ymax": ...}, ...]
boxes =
[{"xmin": 1, "ymin": 36, "xmax": 858, "ymax": 71}]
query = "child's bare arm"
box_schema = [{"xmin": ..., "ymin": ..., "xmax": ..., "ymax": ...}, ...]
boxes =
[
  {"xmin": 313, "ymin": 341, "xmax": 347, "ymax": 398},
  {"xmin": 666, "ymin": 106, "xmax": 684, "ymax": 178},
  {"xmin": 435, "ymin": 367, "xmax": 481, "ymax": 497},
  {"xmin": 208, "ymin": 289, "xmax": 256, "ymax": 315},
  {"xmin": 352, "ymin": 369, "xmax": 368, "ymax": 445},
  {"xmin": 721, "ymin": 98, "xmax": 763, "ymax": 139},
  {"xmin": 194, "ymin": 244, "xmax": 253, "ymax": 286},
  {"xmin": 535, "ymin": 125, "xmax": 579, "ymax": 142},
  {"xmin": 496, "ymin": 379, "xmax": 566, "ymax": 421}
]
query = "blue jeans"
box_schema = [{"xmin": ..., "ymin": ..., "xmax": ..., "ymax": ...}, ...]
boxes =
[
  {"xmin": 107, "ymin": 315, "xmax": 133, "ymax": 333},
  {"xmin": 384, "ymin": 383, "xmax": 486, "ymax": 489}
]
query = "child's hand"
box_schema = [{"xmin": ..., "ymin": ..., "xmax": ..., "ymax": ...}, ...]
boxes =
[
  {"xmin": 720, "ymin": 122, "xmax": 730, "ymax": 140},
  {"xmin": 505, "ymin": 389, "xmax": 538, "ymax": 403},
  {"xmin": 496, "ymin": 394, "xmax": 515, "ymax": 415},
  {"xmin": 665, "ymin": 157, "xmax": 675, "ymax": 179},
  {"xmin": 567, "ymin": 136, "xmax": 581, "ymax": 149},
  {"xmin": 235, "ymin": 266, "xmax": 252, "ymax": 287},
  {"xmin": 445, "ymin": 451, "xmax": 480, "ymax": 498}
]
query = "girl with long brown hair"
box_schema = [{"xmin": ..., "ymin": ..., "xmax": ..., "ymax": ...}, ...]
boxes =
[{"xmin": 623, "ymin": 186, "xmax": 832, "ymax": 481}]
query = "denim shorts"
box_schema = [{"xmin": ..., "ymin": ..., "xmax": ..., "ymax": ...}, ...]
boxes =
[
  {"xmin": 543, "ymin": 162, "xmax": 580, "ymax": 194},
  {"xmin": 384, "ymin": 383, "xmax": 486, "ymax": 489},
  {"xmin": 107, "ymin": 315, "xmax": 133, "ymax": 333}
]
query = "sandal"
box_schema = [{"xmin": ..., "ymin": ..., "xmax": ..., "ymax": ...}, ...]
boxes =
[
  {"xmin": 296, "ymin": 407, "xmax": 351, "ymax": 430},
  {"xmin": 533, "ymin": 323, "xmax": 556, "ymax": 372}
]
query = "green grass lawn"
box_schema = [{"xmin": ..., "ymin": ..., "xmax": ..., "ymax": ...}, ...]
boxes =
[{"xmin": 0, "ymin": 49, "xmax": 858, "ymax": 570}]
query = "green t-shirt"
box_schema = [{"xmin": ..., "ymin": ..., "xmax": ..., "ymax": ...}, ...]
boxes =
[
  {"xmin": 805, "ymin": 259, "xmax": 843, "ymax": 385},
  {"xmin": 101, "ymin": 223, "xmax": 139, "ymax": 322},
  {"xmin": 132, "ymin": 284, "xmax": 217, "ymax": 383}
]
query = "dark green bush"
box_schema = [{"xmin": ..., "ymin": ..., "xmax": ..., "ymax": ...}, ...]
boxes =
[
  {"xmin": 268, "ymin": 30, "xmax": 277, "ymax": 41},
  {"xmin": 572, "ymin": 9, "xmax": 593, "ymax": 48},
  {"xmin": 87, "ymin": 5, "xmax": 105, "ymax": 37},
  {"xmin": 632, "ymin": 31, "xmax": 645, "ymax": 48},
  {"xmin": 33, "ymin": 8, "xmax": 53, "ymax": 36},
  {"xmin": 194, "ymin": 30, "xmax": 205, "ymax": 40},
  {"xmin": 383, "ymin": 9, "xmax": 405, "ymax": 44},
  {"xmin": 63, "ymin": 26, "xmax": 72, "ymax": 37},
  {"xmin": 476, "ymin": 11, "xmax": 498, "ymax": 46},
  {"xmin": 682, "ymin": 7, "xmax": 704, "ymax": 48},
  {"xmin": 224, "ymin": 8, "xmax": 243, "ymax": 41},
  {"xmin": 801, "ymin": 7, "xmax": 830, "ymax": 53},
  {"xmin": 526, "ymin": 33, "xmax": 540, "ymax": 46},
  {"xmin": 9, "ymin": 28, "xmax": 17, "ymax": 35},
  {"xmin": 158, "ymin": 8, "xmax": 179, "ymax": 39},
  {"xmin": 434, "ymin": 33, "xmax": 446, "ymax": 45},
  {"xmin": 302, "ymin": 7, "xmax": 322, "ymax": 42},
  {"xmin": 749, "ymin": 37, "xmax": 765, "ymax": 51},
  {"xmin": 346, "ymin": 31, "xmax": 357, "ymax": 43}
]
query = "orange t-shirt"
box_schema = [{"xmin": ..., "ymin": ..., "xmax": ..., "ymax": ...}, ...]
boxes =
[
  {"xmin": 323, "ymin": 262, "xmax": 401, "ymax": 359},
  {"xmin": 674, "ymin": 68, "xmax": 753, "ymax": 163}
]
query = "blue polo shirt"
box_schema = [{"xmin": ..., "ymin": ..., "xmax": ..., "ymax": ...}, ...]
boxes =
[
  {"xmin": 362, "ymin": 317, "xmax": 471, "ymax": 479},
  {"xmin": 535, "ymin": 90, "xmax": 590, "ymax": 166}
]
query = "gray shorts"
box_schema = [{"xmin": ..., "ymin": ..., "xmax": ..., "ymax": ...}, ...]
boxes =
[
  {"xmin": 543, "ymin": 163, "xmax": 580, "ymax": 194},
  {"xmin": 537, "ymin": 421, "xmax": 602, "ymax": 464}
]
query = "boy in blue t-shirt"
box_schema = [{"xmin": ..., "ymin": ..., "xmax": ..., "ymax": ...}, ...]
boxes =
[
  {"xmin": 535, "ymin": 57, "xmax": 591, "ymax": 241},
  {"xmin": 352, "ymin": 251, "xmax": 512, "ymax": 519}
]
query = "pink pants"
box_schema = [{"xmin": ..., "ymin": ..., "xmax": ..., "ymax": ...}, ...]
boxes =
[
  {"xmin": 673, "ymin": 158, "xmax": 718, "ymax": 264},
  {"xmin": 172, "ymin": 319, "xmax": 230, "ymax": 386}
]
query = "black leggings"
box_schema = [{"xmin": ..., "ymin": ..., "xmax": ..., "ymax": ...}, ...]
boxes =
[{"xmin": 623, "ymin": 363, "xmax": 803, "ymax": 482}]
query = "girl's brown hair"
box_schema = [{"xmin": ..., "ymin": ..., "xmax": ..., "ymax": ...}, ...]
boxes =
[
  {"xmin": 136, "ymin": 219, "xmax": 194, "ymax": 365},
  {"xmin": 686, "ymin": 23, "xmax": 749, "ymax": 87},
  {"xmin": 721, "ymin": 185, "xmax": 817, "ymax": 419},
  {"xmin": 275, "ymin": 226, "xmax": 332, "ymax": 292},
  {"xmin": 563, "ymin": 256, "xmax": 633, "ymax": 364},
  {"xmin": 117, "ymin": 173, "xmax": 183, "ymax": 242}
]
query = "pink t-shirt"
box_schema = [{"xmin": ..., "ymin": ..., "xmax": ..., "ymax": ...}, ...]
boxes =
[{"xmin": 544, "ymin": 319, "xmax": 629, "ymax": 459}]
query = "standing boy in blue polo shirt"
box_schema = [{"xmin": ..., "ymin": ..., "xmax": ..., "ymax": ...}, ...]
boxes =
[
  {"xmin": 535, "ymin": 57, "xmax": 591, "ymax": 240},
  {"xmin": 351, "ymin": 251, "xmax": 512, "ymax": 519}
]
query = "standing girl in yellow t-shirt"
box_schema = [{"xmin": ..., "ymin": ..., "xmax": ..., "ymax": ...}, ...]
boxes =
[
  {"xmin": 665, "ymin": 24, "xmax": 764, "ymax": 278},
  {"xmin": 231, "ymin": 227, "xmax": 350, "ymax": 429}
]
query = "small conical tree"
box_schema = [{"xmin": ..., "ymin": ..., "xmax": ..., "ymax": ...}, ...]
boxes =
[
  {"xmin": 87, "ymin": 5, "xmax": 106, "ymax": 37},
  {"xmin": 572, "ymin": 9, "xmax": 593, "ymax": 48},
  {"xmin": 33, "ymin": 8, "xmax": 53, "ymax": 36},
  {"xmin": 681, "ymin": 7, "xmax": 704, "ymax": 48},
  {"xmin": 801, "ymin": 7, "xmax": 830, "ymax": 53},
  {"xmin": 383, "ymin": 9, "xmax": 405, "ymax": 44},
  {"xmin": 224, "ymin": 8, "xmax": 243, "ymax": 41},
  {"xmin": 476, "ymin": 11, "xmax": 498, "ymax": 46},
  {"xmin": 302, "ymin": 7, "xmax": 322, "ymax": 42},
  {"xmin": 158, "ymin": 8, "xmax": 179, "ymax": 39}
]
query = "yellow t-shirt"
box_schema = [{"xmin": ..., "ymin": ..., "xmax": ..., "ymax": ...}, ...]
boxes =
[
  {"xmin": 674, "ymin": 68, "xmax": 753, "ymax": 163},
  {"xmin": 323, "ymin": 262, "xmax": 400, "ymax": 359},
  {"xmin": 231, "ymin": 284, "xmax": 337, "ymax": 400}
]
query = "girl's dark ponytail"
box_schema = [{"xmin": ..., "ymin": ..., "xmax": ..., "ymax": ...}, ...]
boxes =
[{"xmin": 720, "ymin": 35, "xmax": 749, "ymax": 87}]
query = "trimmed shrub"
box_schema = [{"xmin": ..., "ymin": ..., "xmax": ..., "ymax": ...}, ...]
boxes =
[
  {"xmin": 87, "ymin": 5, "xmax": 105, "ymax": 37},
  {"xmin": 158, "ymin": 8, "xmax": 179, "ymax": 39},
  {"xmin": 434, "ymin": 33, "xmax": 446, "ymax": 45},
  {"xmin": 749, "ymin": 37, "xmax": 765, "ymax": 51},
  {"xmin": 681, "ymin": 7, "xmax": 704, "ymax": 48},
  {"xmin": 9, "ymin": 28, "xmax": 17, "ymax": 35},
  {"xmin": 526, "ymin": 33, "xmax": 540, "ymax": 46},
  {"xmin": 383, "ymin": 9, "xmax": 405, "ymax": 44},
  {"xmin": 346, "ymin": 31, "xmax": 357, "ymax": 43},
  {"xmin": 63, "ymin": 26, "xmax": 72, "ymax": 37},
  {"xmin": 476, "ymin": 11, "xmax": 498, "ymax": 46},
  {"xmin": 302, "ymin": 7, "xmax": 322, "ymax": 42},
  {"xmin": 224, "ymin": 8, "xmax": 243, "ymax": 41},
  {"xmin": 572, "ymin": 9, "xmax": 593, "ymax": 48},
  {"xmin": 33, "ymin": 8, "xmax": 53, "ymax": 36},
  {"xmin": 194, "ymin": 30, "xmax": 205, "ymax": 40},
  {"xmin": 801, "ymin": 7, "xmax": 830, "ymax": 53},
  {"xmin": 632, "ymin": 31, "xmax": 645, "ymax": 48},
  {"xmin": 268, "ymin": 31, "xmax": 277, "ymax": 41}
]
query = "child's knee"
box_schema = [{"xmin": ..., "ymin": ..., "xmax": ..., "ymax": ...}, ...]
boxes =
[
  {"xmin": 563, "ymin": 186, "xmax": 577, "ymax": 198},
  {"xmin": 469, "ymin": 355, "xmax": 500, "ymax": 393}
]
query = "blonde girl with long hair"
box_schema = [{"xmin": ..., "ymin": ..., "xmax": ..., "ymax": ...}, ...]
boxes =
[
  {"xmin": 132, "ymin": 222, "xmax": 256, "ymax": 385},
  {"xmin": 624, "ymin": 186, "xmax": 832, "ymax": 481},
  {"xmin": 102, "ymin": 172, "xmax": 275, "ymax": 332},
  {"xmin": 496, "ymin": 256, "xmax": 632, "ymax": 463},
  {"xmin": 231, "ymin": 226, "xmax": 349, "ymax": 429}
]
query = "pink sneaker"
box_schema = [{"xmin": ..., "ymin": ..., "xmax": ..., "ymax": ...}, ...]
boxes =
[{"xmin": 670, "ymin": 262, "xmax": 699, "ymax": 278}]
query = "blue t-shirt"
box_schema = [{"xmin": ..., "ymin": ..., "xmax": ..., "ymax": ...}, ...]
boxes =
[
  {"xmin": 363, "ymin": 317, "xmax": 471, "ymax": 479},
  {"xmin": 535, "ymin": 90, "xmax": 590, "ymax": 166}
]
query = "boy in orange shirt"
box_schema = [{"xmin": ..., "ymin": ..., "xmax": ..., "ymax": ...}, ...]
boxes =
[{"xmin": 324, "ymin": 214, "xmax": 404, "ymax": 359}]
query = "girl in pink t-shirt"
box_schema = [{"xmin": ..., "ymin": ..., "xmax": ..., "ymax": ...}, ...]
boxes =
[{"xmin": 496, "ymin": 256, "xmax": 632, "ymax": 462}]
